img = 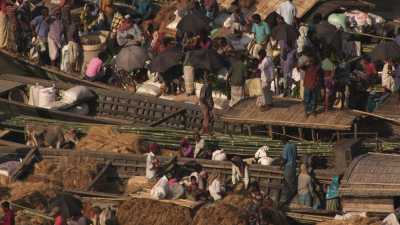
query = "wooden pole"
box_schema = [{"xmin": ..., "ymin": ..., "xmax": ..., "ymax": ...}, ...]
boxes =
[
  {"xmin": 354, "ymin": 122, "xmax": 358, "ymax": 139},
  {"xmin": 85, "ymin": 160, "xmax": 112, "ymax": 191},
  {"xmin": 311, "ymin": 129, "xmax": 316, "ymax": 142},
  {"xmin": 282, "ymin": 127, "xmax": 286, "ymax": 136},
  {"xmin": 298, "ymin": 128, "xmax": 303, "ymax": 139},
  {"xmin": 149, "ymin": 109, "xmax": 186, "ymax": 127},
  {"xmin": 268, "ymin": 125, "xmax": 273, "ymax": 139},
  {"xmin": 11, "ymin": 147, "xmax": 38, "ymax": 181}
]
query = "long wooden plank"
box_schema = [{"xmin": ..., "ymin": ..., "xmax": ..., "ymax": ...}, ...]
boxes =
[
  {"xmin": 85, "ymin": 160, "xmax": 112, "ymax": 191},
  {"xmin": 149, "ymin": 109, "xmax": 186, "ymax": 127},
  {"xmin": 11, "ymin": 147, "xmax": 37, "ymax": 181}
]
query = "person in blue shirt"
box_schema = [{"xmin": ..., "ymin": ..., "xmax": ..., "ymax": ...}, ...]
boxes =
[
  {"xmin": 250, "ymin": 14, "xmax": 270, "ymax": 59},
  {"xmin": 281, "ymin": 136, "xmax": 297, "ymax": 203},
  {"xmin": 132, "ymin": 0, "xmax": 153, "ymax": 20}
]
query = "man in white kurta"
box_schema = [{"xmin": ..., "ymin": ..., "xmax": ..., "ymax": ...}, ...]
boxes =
[{"xmin": 276, "ymin": 0, "xmax": 297, "ymax": 25}]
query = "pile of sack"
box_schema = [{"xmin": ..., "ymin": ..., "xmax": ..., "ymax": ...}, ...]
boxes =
[{"xmin": 28, "ymin": 84, "xmax": 94, "ymax": 115}]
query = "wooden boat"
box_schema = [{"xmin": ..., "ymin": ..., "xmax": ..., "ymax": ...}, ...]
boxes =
[
  {"xmin": 0, "ymin": 49, "xmax": 123, "ymax": 92},
  {"xmin": 0, "ymin": 115, "xmax": 337, "ymax": 158},
  {"xmin": 0, "ymin": 74, "xmax": 204, "ymax": 129}
]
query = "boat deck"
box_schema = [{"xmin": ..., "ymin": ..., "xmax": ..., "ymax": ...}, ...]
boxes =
[
  {"xmin": 373, "ymin": 95, "xmax": 400, "ymax": 123},
  {"xmin": 221, "ymin": 98, "xmax": 358, "ymax": 131}
]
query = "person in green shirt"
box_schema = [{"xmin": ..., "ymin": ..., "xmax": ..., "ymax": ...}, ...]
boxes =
[{"xmin": 250, "ymin": 14, "xmax": 271, "ymax": 59}]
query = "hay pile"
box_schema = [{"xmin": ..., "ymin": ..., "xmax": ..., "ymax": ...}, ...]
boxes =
[
  {"xmin": 15, "ymin": 210, "xmax": 50, "ymax": 225},
  {"xmin": 317, "ymin": 216, "xmax": 382, "ymax": 225},
  {"xmin": 76, "ymin": 126, "xmax": 145, "ymax": 154},
  {"xmin": 33, "ymin": 154, "xmax": 98, "ymax": 190},
  {"xmin": 192, "ymin": 194, "xmax": 252, "ymax": 225},
  {"xmin": 124, "ymin": 176, "xmax": 155, "ymax": 194},
  {"xmin": 117, "ymin": 198, "xmax": 192, "ymax": 225}
]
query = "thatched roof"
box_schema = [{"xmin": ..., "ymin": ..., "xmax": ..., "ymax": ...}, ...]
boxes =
[{"xmin": 340, "ymin": 153, "xmax": 400, "ymax": 197}]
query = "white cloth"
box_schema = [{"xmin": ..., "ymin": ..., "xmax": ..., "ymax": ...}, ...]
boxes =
[
  {"xmin": 255, "ymin": 146, "xmax": 274, "ymax": 165},
  {"xmin": 292, "ymin": 67, "xmax": 304, "ymax": 82},
  {"xmin": 297, "ymin": 26, "xmax": 311, "ymax": 53},
  {"xmin": 383, "ymin": 213, "xmax": 400, "ymax": 225},
  {"xmin": 258, "ymin": 157, "xmax": 274, "ymax": 166},
  {"xmin": 382, "ymin": 63, "xmax": 395, "ymax": 92},
  {"xmin": 255, "ymin": 146, "xmax": 269, "ymax": 159},
  {"xmin": 208, "ymin": 179, "xmax": 223, "ymax": 201},
  {"xmin": 258, "ymin": 56, "xmax": 274, "ymax": 86},
  {"xmin": 212, "ymin": 149, "xmax": 227, "ymax": 161},
  {"xmin": 61, "ymin": 41, "xmax": 79, "ymax": 72},
  {"xmin": 48, "ymin": 37, "xmax": 60, "ymax": 61},
  {"xmin": 150, "ymin": 176, "xmax": 169, "ymax": 199},
  {"xmin": 194, "ymin": 139, "xmax": 205, "ymax": 158},
  {"xmin": 145, "ymin": 152, "xmax": 156, "ymax": 179},
  {"xmin": 276, "ymin": 1, "xmax": 297, "ymax": 25},
  {"xmin": 232, "ymin": 164, "xmax": 249, "ymax": 189}
]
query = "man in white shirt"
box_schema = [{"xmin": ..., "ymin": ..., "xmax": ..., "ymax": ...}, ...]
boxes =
[
  {"xmin": 255, "ymin": 146, "xmax": 274, "ymax": 166},
  {"xmin": 257, "ymin": 49, "xmax": 274, "ymax": 110},
  {"xmin": 276, "ymin": 0, "xmax": 297, "ymax": 25},
  {"xmin": 146, "ymin": 143, "xmax": 160, "ymax": 179},
  {"xmin": 194, "ymin": 132, "xmax": 205, "ymax": 158}
]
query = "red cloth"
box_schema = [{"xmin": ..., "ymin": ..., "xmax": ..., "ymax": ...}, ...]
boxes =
[
  {"xmin": 0, "ymin": 0, "xmax": 6, "ymax": 12},
  {"xmin": 303, "ymin": 64, "xmax": 319, "ymax": 90},
  {"xmin": 362, "ymin": 62, "xmax": 377, "ymax": 76},
  {"xmin": 2, "ymin": 209, "xmax": 15, "ymax": 225},
  {"xmin": 54, "ymin": 216, "xmax": 63, "ymax": 225}
]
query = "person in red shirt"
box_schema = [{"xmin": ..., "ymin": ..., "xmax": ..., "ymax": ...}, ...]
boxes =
[
  {"xmin": 360, "ymin": 55, "xmax": 378, "ymax": 84},
  {"xmin": 1, "ymin": 201, "xmax": 15, "ymax": 225},
  {"xmin": 50, "ymin": 207, "xmax": 65, "ymax": 225},
  {"xmin": 302, "ymin": 58, "xmax": 321, "ymax": 117}
]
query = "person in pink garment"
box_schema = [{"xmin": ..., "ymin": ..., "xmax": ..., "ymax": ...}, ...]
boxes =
[{"xmin": 85, "ymin": 52, "xmax": 107, "ymax": 81}]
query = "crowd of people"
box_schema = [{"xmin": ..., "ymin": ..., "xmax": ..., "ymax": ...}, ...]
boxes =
[
  {"xmin": 0, "ymin": 0, "xmax": 399, "ymax": 119},
  {"xmin": 143, "ymin": 133, "xmax": 341, "ymax": 218}
]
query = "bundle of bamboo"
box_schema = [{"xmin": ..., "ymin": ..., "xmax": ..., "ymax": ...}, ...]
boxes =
[{"xmin": 1, "ymin": 116, "xmax": 335, "ymax": 157}]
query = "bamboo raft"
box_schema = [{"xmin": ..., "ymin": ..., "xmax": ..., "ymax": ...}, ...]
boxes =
[{"xmin": 0, "ymin": 115, "xmax": 337, "ymax": 158}]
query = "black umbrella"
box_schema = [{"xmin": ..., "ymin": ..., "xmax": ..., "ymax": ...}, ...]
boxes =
[
  {"xmin": 177, "ymin": 11, "xmax": 210, "ymax": 35},
  {"xmin": 150, "ymin": 48, "xmax": 183, "ymax": 73},
  {"xmin": 115, "ymin": 44, "xmax": 149, "ymax": 72},
  {"xmin": 370, "ymin": 41, "xmax": 400, "ymax": 62},
  {"xmin": 315, "ymin": 21, "xmax": 342, "ymax": 52},
  {"xmin": 49, "ymin": 194, "xmax": 82, "ymax": 219},
  {"xmin": 315, "ymin": 21, "xmax": 341, "ymax": 44},
  {"xmin": 186, "ymin": 49, "xmax": 227, "ymax": 72},
  {"xmin": 271, "ymin": 23, "xmax": 299, "ymax": 45}
]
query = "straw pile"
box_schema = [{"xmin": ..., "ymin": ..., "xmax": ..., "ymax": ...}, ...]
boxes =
[
  {"xmin": 124, "ymin": 176, "xmax": 155, "ymax": 194},
  {"xmin": 317, "ymin": 216, "xmax": 382, "ymax": 225},
  {"xmin": 76, "ymin": 126, "xmax": 145, "ymax": 154},
  {"xmin": 15, "ymin": 210, "xmax": 50, "ymax": 225},
  {"xmin": 117, "ymin": 198, "xmax": 192, "ymax": 225},
  {"xmin": 192, "ymin": 194, "xmax": 252, "ymax": 225},
  {"xmin": 33, "ymin": 154, "xmax": 98, "ymax": 190}
]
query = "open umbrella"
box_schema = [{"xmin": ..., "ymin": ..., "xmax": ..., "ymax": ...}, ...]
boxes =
[
  {"xmin": 315, "ymin": 21, "xmax": 341, "ymax": 44},
  {"xmin": 115, "ymin": 44, "xmax": 149, "ymax": 72},
  {"xmin": 370, "ymin": 41, "xmax": 400, "ymax": 62},
  {"xmin": 186, "ymin": 49, "xmax": 227, "ymax": 72},
  {"xmin": 150, "ymin": 48, "xmax": 183, "ymax": 73},
  {"xmin": 49, "ymin": 194, "xmax": 82, "ymax": 219},
  {"xmin": 315, "ymin": 21, "xmax": 343, "ymax": 52},
  {"xmin": 177, "ymin": 11, "xmax": 210, "ymax": 35},
  {"xmin": 271, "ymin": 23, "xmax": 299, "ymax": 45}
]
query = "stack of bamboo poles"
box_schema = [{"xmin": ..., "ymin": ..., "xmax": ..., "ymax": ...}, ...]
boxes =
[{"xmin": 0, "ymin": 116, "xmax": 335, "ymax": 157}]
